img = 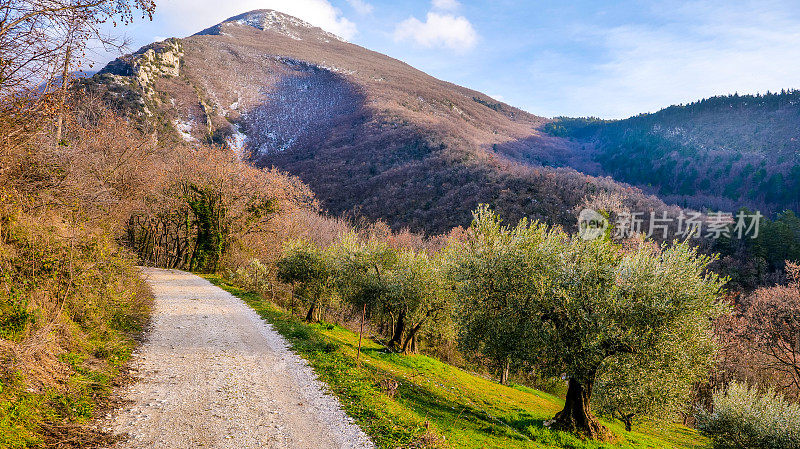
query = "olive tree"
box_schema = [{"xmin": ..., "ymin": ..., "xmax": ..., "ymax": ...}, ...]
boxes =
[
  {"xmin": 447, "ymin": 205, "xmax": 561, "ymax": 384},
  {"xmin": 384, "ymin": 250, "xmax": 452, "ymax": 354},
  {"xmin": 330, "ymin": 234, "xmax": 452, "ymax": 355},
  {"xmin": 330, "ymin": 233, "xmax": 395, "ymax": 310},
  {"xmin": 450, "ymin": 206, "xmax": 728, "ymax": 439},
  {"xmin": 276, "ymin": 239, "xmax": 333, "ymax": 322},
  {"xmin": 593, "ymin": 334, "xmax": 715, "ymax": 432},
  {"xmin": 330, "ymin": 232, "xmax": 396, "ymax": 355}
]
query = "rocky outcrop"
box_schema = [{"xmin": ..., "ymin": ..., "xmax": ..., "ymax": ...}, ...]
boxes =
[{"xmin": 100, "ymin": 38, "xmax": 183, "ymax": 91}]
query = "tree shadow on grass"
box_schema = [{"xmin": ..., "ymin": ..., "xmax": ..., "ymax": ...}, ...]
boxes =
[{"xmin": 378, "ymin": 368, "xmax": 533, "ymax": 443}]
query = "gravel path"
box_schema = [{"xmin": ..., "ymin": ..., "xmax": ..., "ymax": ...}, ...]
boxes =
[{"xmin": 107, "ymin": 268, "xmax": 374, "ymax": 449}]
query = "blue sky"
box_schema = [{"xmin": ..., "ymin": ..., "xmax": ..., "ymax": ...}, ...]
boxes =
[{"xmin": 93, "ymin": 0, "xmax": 800, "ymax": 119}]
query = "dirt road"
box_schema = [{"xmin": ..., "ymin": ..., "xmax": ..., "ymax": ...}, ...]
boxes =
[{"xmin": 107, "ymin": 268, "xmax": 374, "ymax": 449}]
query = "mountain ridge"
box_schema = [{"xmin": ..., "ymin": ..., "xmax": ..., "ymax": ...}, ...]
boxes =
[
  {"xmin": 544, "ymin": 90, "xmax": 800, "ymax": 216},
  {"xmin": 194, "ymin": 9, "xmax": 347, "ymax": 43},
  {"xmin": 83, "ymin": 10, "xmax": 711, "ymax": 234}
]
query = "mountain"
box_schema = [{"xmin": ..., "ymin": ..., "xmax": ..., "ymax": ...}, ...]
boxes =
[
  {"xmin": 80, "ymin": 10, "xmax": 682, "ymax": 234},
  {"xmin": 544, "ymin": 92, "xmax": 800, "ymax": 216}
]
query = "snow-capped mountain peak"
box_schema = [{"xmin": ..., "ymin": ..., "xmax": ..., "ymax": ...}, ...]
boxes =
[{"xmin": 195, "ymin": 9, "xmax": 345, "ymax": 43}]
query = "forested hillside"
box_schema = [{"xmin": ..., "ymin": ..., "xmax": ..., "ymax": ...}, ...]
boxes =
[{"xmin": 545, "ymin": 91, "xmax": 800, "ymax": 215}]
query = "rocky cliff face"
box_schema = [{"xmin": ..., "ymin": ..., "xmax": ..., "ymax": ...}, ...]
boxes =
[
  {"xmin": 100, "ymin": 38, "xmax": 183, "ymax": 91},
  {"xmin": 87, "ymin": 38, "xmax": 185, "ymax": 122}
]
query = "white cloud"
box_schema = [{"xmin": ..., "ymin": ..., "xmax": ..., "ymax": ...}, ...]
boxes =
[
  {"xmin": 156, "ymin": 0, "xmax": 357, "ymax": 40},
  {"xmin": 394, "ymin": 12, "xmax": 477, "ymax": 52},
  {"xmin": 432, "ymin": 0, "xmax": 460, "ymax": 11},
  {"xmin": 347, "ymin": 0, "xmax": 373, "ymax": 15},
  {"xmin": 526, "ymin": 1, "xmax": 800, "ymax": 118}
]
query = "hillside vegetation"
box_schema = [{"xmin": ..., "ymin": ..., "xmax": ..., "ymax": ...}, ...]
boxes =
[
  {"xmin": 0, "ymin": 98, "xmax": 324, "ymax": 447},
  {"xmin": 0, "ymin": 4, "xmax": 330, "ymax": 446},
  {"xmin": 0, "ymin": 3, "xmax": 159, "ymax": 447},
  {"xmin": 545, "ymin": 91, "xmax": 800, "ymax": 215},
  {"xmin": 208, "ymin": 276, "xmax": 709, "ymax": 449},
  {"xmin": 0, "ymin": 189, "xmax": 151, "ymax": 448}
]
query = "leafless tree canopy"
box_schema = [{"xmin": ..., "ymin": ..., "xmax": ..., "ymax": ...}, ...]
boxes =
[
  {"xmin": 0, "ymin": 0, "xmax": 155, "ymax": 91},
  {"xmin": 0, "ymin": 0, "xmax": 155, "ymax": 161},
  {"xmin": 716, "ymin": 262, "xmax": 800, "ymax": 399}
]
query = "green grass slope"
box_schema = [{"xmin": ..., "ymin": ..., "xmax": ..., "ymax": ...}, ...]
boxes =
[{"xmin": 206, "ymin": 276, "xmax": 707, "ymax": 449}]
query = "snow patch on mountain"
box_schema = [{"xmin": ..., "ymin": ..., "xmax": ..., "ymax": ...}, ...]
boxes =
[
  {"xmin": 174, "ymin": 120, "xmax": 196, "ymax": 141},
  {"xmin": 227, "ymin": 123, "xmax": 248, "ymax": 158},
  {"xmin": 241, "ymin": 66, "xmax": 362, "ymax": 157},
  {"xmin": 195, "ymin": 10, "xmax": 345, "ymax": 43}
]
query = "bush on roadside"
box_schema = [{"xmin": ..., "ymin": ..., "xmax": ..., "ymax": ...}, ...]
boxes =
[
  {"xmin": 230, "ymin": 259, "xmax": 274, "ymax": 294},
  {"xmin": 0, "ymin": 206, "xmax": 153, "ymax": 448},
  {"xmin": 696, "ymin": 382, "xmax": 800, "ymax": 449}
]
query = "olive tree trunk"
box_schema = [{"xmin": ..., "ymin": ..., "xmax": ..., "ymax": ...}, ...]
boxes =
[
  {"xmin": 622, "ymin": 414, "xmax": 634, "ymax": 432},
  {"xmin": 357, "ymin": 303, "xmax": 366, "ymax": 363},
  {"xmin": 499, "ymin": 358, "xmax": 511, "ymax": 385},
  {"xmin": 305, "ymin": 302, "xmax": 317, "ymax": 322},
  {"xmin": 551, "ymin": 377, "xmax": 609, "ymax": 440},
  {"xmin": 388, "ymin": 309, "xmax": 405, "ymax": 350},
  {"xmin": 401, "ymin": 322, "xmax": 422, "ymax": 355}
]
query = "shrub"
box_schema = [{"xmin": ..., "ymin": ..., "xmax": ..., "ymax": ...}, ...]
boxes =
[
  {"xmin": 231, "ymin": 259, "xmax": 274, "ymax": 294},
  {"xmin": 696, "ymin": 382, "xmax": 800, "ymax": 449}
]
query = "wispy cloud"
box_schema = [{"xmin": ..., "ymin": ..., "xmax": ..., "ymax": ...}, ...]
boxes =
[
  {"xmin": 346, "ymin": 0, "xmax": 374, "ymax": 16},
  {"xmin": 394, "ymin": 10, "xmax": 477, "ymax": 52},
  {"xmin": 525, "ymin": 0, "xmax": 800, "ymax": 117},
  {"xmin": 432, "ymin": 0, "xmax": 460, "ymax": 11}
]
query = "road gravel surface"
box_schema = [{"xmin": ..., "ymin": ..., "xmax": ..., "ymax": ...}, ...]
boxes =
[{"xmin": 106, "ymin": 268, "xmax": 374, "ymax": 449}]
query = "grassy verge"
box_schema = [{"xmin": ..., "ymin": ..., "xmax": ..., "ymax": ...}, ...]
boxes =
[
  {"xmin": 0, "ymin": 343, "xmax": 143, "ymax": 449},
  {"xmin": 0, "ymin": 219, "xmax": 152, "ymax": 448},
  {"xmin": 206, "ymin": 275, "xmax": 708, "ymax": 449}
]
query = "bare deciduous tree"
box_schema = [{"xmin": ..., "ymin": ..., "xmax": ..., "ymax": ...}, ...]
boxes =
[
  {"xmin": 724, "ymin": 261, "xmax": 800, "ymax": 397},
  {"xmin": 0, "ymin": 0, "xmax": 155, "ymax": 159}
]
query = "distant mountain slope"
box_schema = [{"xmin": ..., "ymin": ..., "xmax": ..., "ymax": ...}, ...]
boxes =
[
  {"xmin": 545, "ymin": 91, "xmax": 800, "ymax": 215},
  {"xmin": 81, "ymin": 10, "xmax": 678, "ymax": 234}
]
